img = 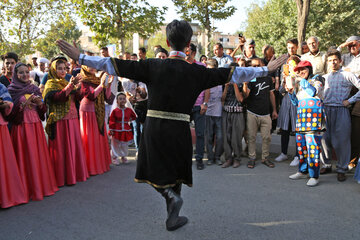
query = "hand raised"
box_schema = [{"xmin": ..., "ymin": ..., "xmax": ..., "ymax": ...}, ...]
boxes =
[
  {"xmin": 267, "ymin": 54, "xmax": 288, "ymax": 73},
  {"xmin": 56, "ymin": 40, "xmax": 81, "ymax": 61}
]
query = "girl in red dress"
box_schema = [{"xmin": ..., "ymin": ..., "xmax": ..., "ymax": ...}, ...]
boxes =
[
  {"xmin": 109, "ymin": 92, "xmax": 137, "ymax": 165},
  {"xmin": 79, "ymin": 66, "xmax": 114, "ymax": 175},
  {"xmin": 0, "ymin": 83, "xmax": 28, "ymax": 208},
  {"xmin": 8, "ymin": 63, "xmax": 58, "ymax": 200},
  {"xmin": 43, "ymin": 60, "xmax": 89, "ymax": 187}
]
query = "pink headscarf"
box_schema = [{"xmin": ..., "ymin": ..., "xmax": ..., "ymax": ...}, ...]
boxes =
[{"xmin": 8, "ymin": 62, "xmax": 42, "ymax": 106}]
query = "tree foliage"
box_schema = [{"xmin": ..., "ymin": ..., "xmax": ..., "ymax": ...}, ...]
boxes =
[
  {"xmin": 71, "ymin": 0, "xmax": 167, "ymax": 53},
  {"xmin": 245, "ymin": 0, "xmax": 360, "ymax": 56},
  {"xmin": 35, "ymin": 15, "xmax": 82, "ymax": 59},
  {"xmin": 146, "ymin": 32, "xmax": 169, "ymax": 58},
  {"xmin": 0, "ymin": 0, "xmax": 69, "ymax": 58},
  {"xmin": 172, "ymin": 0, "xmax": 236, "ymax": 55}
]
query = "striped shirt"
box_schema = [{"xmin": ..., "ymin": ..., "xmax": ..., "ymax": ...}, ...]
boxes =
[{"xmin": 323, "ymin": 69, "xmax": 360, "ymax": 106}]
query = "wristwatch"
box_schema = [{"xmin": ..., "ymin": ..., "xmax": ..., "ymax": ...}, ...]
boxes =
[{"xmin": 203, "ymin": 102, "xmax": 208, "ymax": 106}]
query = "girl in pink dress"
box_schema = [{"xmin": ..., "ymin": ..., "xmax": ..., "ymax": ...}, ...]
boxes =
[
  {"xmin": 109, "ymin": 92, "xmax": 137, "ymax": 165},
  {"xmin": 8, "ymin": 63, "xmax": 58, "ymax": 201},
  {"xmin": 0, "ymin": 83, "xmax": 28, "ymax": 208},
  {"xmin": 43, "ymin": 60, "xmax": 89, "ymax": 187},
  {"xmin": 79, "ymin": 66, "xmax": 114, "ymax": 175}
]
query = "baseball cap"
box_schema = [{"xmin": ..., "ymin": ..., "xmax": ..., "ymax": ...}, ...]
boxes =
[
  {"xmin": 294, "ymin": 60, "xmax": 312, "ymax": 72},
  {"xmin": 346, "ymin": 36, "xmax": 360, "ymax": 42},
  {"xmin": 245, "ymin": 39, "xmax": 255, "ymax": 47}
]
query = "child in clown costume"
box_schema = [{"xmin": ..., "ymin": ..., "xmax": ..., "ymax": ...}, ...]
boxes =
[{"xmin": 287, "ymin": 61, "xmax": 325, "ymax": 187}]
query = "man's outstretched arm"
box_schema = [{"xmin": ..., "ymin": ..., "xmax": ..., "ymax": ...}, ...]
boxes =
[{"xmin": 56, "ymin": 40, "xmax": 118, "ymax": 76}]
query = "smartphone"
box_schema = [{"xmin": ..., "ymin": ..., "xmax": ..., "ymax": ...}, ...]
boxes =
[{"xmin": 104, "ymin": 75, "xmax": 109, "ymax": 86}]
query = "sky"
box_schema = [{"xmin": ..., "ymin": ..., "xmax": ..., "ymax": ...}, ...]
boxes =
[{"xmin": 147, "ymin": 0, "xmax": 263, "ymax": 34}]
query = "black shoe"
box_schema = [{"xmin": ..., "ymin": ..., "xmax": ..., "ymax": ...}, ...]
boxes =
[
  {"xmin": 166, "ymin": 216, "xmax": 188, "ymax": 231},
  {"xmin": 320, "ymin": 167, "xmax": 332, "ymax": 175},
  {"xmin": 337, "ymin": 173, "xmax": 346, "ymax": 182},
  {"xmin": 196, "ymin": 163, "xmax": 204, "ymax": 170}
]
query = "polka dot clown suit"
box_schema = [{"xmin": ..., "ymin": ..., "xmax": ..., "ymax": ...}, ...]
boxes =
[{"xmin": 289, "ymin": 75, "xmax": 325, "ymax": 178}]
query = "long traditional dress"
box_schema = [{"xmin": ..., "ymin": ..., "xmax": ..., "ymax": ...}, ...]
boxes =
[
  {"xmin": 79, "ymin": 66, "xmax": 114, "ymax": 175},
  {"xmin": 0, "ymin": 84, "xmax": 28, "ymax": 208},
  {"xmin": 7, "ymin": 64, "xmax": 58, "ymax": 201},
  {"xmin": 78, "ymin": 52, "xmax": 269, "ymax": 188},
  {"xmin": 43, "ymin": 60, "xmax": 89, "ymax": 187}
]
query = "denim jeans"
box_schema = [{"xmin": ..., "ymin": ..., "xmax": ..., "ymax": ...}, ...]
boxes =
[
  {"xmin": 205, "ymin": 115, "xmax": 223, "ymax": 162},
  {"xmin": 191, "ymin": 106, "xmax": 205, "ymax": 163},
  {"xmin": 132, "ymin": 119, "xmax": 143, "ymax": 151}
]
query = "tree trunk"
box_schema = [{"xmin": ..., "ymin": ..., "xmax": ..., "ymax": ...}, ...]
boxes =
[
  {"xmin": 296, "ymin": 0, "xmax": 311, "ymax": 55},
  {"xmin": 205, "ymin": 3, "xmax": 211, "ymax": 56},
  {"xmin": 120, "ymin": 37, "xmax": 125, "ymax": 54}
]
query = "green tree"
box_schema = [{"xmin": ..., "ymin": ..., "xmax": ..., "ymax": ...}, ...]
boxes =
[
  {"xmin": 0, "ymin": 0, "xmax": 69, "ymax": 58},
  {"xmin": 71, "ymin": 0, "xmax": 167, "ymax": 54},
  {"xmin": 172, "ymin": 0, "xmax": 236, "ymax": 56},
  {"xmin": 146, "ymin": 32, "xmax": 169, "ymax": 58},
  {"xmin": 35, "ymin": 15, "xmax": 82, "ymax": 59},
  {"xmin": 245, "ymin": 0, "xmax": 360, "ymax": 56}
]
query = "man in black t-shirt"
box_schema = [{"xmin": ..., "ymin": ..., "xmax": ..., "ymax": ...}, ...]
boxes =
[{"xmin": 243, "ymin": 58, "xmax": 278, "ymax": 169}]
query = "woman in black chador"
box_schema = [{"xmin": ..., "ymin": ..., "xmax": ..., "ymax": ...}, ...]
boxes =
[{"xmin": 57, "ymin": 20, "xmax": 286, "ymax": 231}]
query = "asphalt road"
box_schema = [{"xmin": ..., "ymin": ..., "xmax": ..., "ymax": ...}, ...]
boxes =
[{"xmin": 1, "ymin": 134, "xmax": 360, "ymax": 240}]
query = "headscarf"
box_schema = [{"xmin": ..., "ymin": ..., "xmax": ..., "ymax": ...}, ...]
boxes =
[
  {"xmin": 42, "ymin": 60, "xmax": 71, "ymax": 139},
  {"xmin": 8, "ymin": 63, "xmax": 42, "ymax": 106},
  {"xmin": 80, "ymin": 65, "xmax": 105, "ymax": 135},
  {"xmin": 0, "ymin": 83, "xmax": 12, "ymax": 102}
]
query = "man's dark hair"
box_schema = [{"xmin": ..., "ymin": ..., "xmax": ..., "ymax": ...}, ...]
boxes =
[
  {"xmin": 189, "ymin": 43, "xmax": 197, "ymax": 52},
  {"xmin": 3, "ymin": 52, "xmax": 18, "ymax": 62},
  {"xmin": 154, "ymin": 47, "xmax": 168, "ymax": 57},
  {"xmin": 100, "ymin": 47, "xmax": 108, "ymax": 51},
  {"xmin": 206, "ymin": 58, "xmax": 218, "ymax": 68},
  {"xmin": 327, "ymin": 49, "xmax": 342, "ymax": 61},
  {"xmin": 287, "ymin": 38, "xmax": 299, "ymax": 46},
  {"xmin": 166, "ymin": 20, "xmax": 193, "ymax": 51},
  {"xmin": 131, "ymin": 53, "xmax": 137, "ymax": 57},
  {"xmin": 251, "ymin": 58, "xmax": 264, "ymax": 65},
  {"xmin": 139, "ymin": 47, "xmax": 146, "ymax": 54},
  {"xmin": 215, "ymin": 43, "xmax": 224, "ymax": 49},
  {"xmin": 199, "ymin": 55, "xmax": 207, "ymax": 62}
]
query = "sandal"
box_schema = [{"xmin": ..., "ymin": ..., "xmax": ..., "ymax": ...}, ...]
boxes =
[
  {"xmin": 262, "ymin": 159, "xmax": 275, "ymax": 168},
  {"xmin": 247, "ymin": 159, "xmax": 255, "ymax": 169}
]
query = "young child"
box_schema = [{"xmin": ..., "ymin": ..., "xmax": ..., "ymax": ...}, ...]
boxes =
[
  {"xmin": 79, "ymin": 66, "xmax": 114, "ymax": 175},
  {"xmin": 221, "ymin": 62, "xmax": 246, "ymax": 168},
  {"xmin": 109, "ymin": 92, "xmax": 137, "ymax": 165},
  {"xmin": 43, "ymin": 60, "xmax": 89, "ymax": 187},
  {"xmin": 204, "ymin": 59, "xmax": 223, "ymax": 166},
  {"xmin": 8, "ymin": 63, "xmax": 58, "ymax": 200},
  {"xmin": 0, "ymin": 83, "xmax": 28, "ymax": 208}
]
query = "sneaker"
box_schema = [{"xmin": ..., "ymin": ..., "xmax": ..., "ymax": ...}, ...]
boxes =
[
  {"xmin": 289, "ymin": 172, "xmax": 307, "ymax": 180},
  {"xmin": 289, "ymin": 156, "xmax": 300, "ymax": 166},
  {"xmin": 121, "ymin": 157, "xmax": 129, "ymax": 164},
  {"xmin": 275, "ymin": 153, "xmax": 288, "ymax": 162},
  {"xmin": 306, "ymin": 178, "xmax": 319, "ymax": 187},
  {"xmin": 207, "ymin": 160, "xmax": 215, "ymax": 165},
  {"xmin": 112, "ymin": 157, "xmax": 120, "ymax": 166},
  {"xmin": 216, "ymin": 159, "xmax": 222, "ymax": 166}
]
